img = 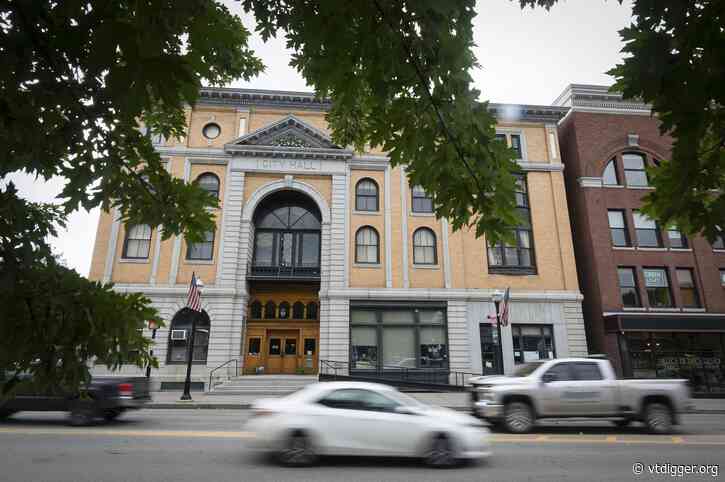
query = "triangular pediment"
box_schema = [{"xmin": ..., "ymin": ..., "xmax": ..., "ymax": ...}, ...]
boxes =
[{"xmin": 228, "ymin": 114, "xmax": 340, "ymax": 149}]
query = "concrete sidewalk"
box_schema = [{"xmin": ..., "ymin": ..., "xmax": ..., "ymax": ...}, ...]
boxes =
[{"xmin": 146, "ymin": 391, "xmax": 725, "ymax": 413}]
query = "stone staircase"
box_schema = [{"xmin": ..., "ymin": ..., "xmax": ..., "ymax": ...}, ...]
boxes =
[{"xmin": 207, "ymin": 374, "xmax": 319, "ymax": 396}]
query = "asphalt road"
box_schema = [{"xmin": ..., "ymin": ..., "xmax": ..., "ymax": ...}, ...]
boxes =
[{"xmin": 1, "ymin": 410, "xmax": 723, "ymax": 482}]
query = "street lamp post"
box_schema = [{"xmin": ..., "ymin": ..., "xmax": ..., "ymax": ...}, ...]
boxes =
[
  {"xmin": 146, "ymin": 320, "xmax": 158, "ymax": 379},
  {"xmin": 492, "ymin": 290, "xmax": 504, "ymax": 375},
  {"xmin": 181, "ymin": 278, "xmax": 203, "ymax": 401}
]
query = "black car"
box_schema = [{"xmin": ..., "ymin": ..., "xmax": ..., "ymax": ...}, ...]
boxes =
[{"xmin": 0, "ymin": 375, "xmax": 151, "ymax": 425}]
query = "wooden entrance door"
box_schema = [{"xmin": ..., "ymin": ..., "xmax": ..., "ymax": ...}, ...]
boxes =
[{"xmin": 266, "ymin": 330, "xmax": 299, "ymax": 374}]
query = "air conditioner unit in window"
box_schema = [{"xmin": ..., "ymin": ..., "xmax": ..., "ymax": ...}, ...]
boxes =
[{"xmin": 171, "ymin": 329, "xmax": 187, "ymax": 341}]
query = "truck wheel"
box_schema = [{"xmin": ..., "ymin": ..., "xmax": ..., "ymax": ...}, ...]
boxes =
[
  {"xmin": 644, "ymin": 403, "xmax": 673, "ymax": 434},
  {"xmin": 69, "ymin": 407, "xmax": 96, "ymax": 426},
  {"xmin": 612, "ymin": 419, "xmax": 631, "ymax": 428},
  {"xmin": 504, "ymin": 402, "xmax": 534, "ymax": 433}
]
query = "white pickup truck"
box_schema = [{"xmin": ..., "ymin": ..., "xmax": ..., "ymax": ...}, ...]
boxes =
[{"xmin": 469, "ymin": 357, "xmax": 693, "ymax": 433}]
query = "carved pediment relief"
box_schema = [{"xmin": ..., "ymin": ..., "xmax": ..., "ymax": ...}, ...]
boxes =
[{"xmin": 229, "ymin": 114, "xmax": 340, "ymax": 149}]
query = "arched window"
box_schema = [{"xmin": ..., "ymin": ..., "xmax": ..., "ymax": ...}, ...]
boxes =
[
  {"xmin": 167, "ymin": 308, "xmax": 211, "ymax": 364},
  {"xmin": 279, "ymin": 301, "xmax": 290, "ymax": 319},
  {"xmin": 622, "ymin": 152, "xmax": 649, "ymax": 187},
  {"xmin": 411, "ymin": 185, "xmax": 433, "ymax": 213},
  {"xmin": 602, "ymin": 158, "xmax": 619, "ymax": 186},
  {"xmin": 250, "ymin": 300, "xmax": 262, "ymax": 319},
  {"xmin": 186, "ymin": 230, "xmax": 215, "ymax": 260},
  {"xmin": 355, "ymin": 226, "xmax": 380, "ymax": 264},
  {"xmin": 122, "ymin": 224, "xmax": 152, "ymax": 259},
  {"xmin": 306, "ymin": 302, "xmax": 318, "ymax": 320},
  {"xmin": 355, "ymin": 178, "xmax": 379, "ymax": 212},
  {"xmin": 264, "ymin": 301, "xmax": 276, "ymax": 319},
  {"xmin": 292, "ymin": 301, "xmax": 305, "ymax": 319},
  {"xmin": 197, "ymin": 173, "xmax": 220, "ymax": 199},
  {"xmin": 413, "ymin": 228, "xmax": 437, "ymax": 265}
]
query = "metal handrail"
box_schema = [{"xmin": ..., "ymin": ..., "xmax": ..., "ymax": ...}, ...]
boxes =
[
  {"xmin": 208, "ymin": 358, "xmax": 239, "ymax": 391},
  {"xmin": 319, "ymin": 359, "xmax": 483, "ymax": 389}
]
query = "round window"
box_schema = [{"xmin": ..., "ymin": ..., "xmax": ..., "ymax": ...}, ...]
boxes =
[{"xmin": 202, "ymin": 123, "xmax": 221, "ymax": 140}]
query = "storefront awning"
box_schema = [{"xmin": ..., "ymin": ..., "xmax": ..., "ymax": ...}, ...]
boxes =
[{"xmin": 604, "ymin": 314, "xmax": 725, "ymax": 333}]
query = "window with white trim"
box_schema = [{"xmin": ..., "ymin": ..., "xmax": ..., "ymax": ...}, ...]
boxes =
[
  {"xmin": 355, "ymin": 226, "xmax": 380, "ymax": 264},
  {"xmin": 122, "ymin": 224, "xmax": 152, "ymax": 259},
  {"xmin": 412, "ymin": 228, "xmax": 437, "ymax": 265}
]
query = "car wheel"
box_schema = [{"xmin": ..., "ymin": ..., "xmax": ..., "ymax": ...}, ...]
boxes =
[
  {"xmin": 69, "ymin": 407, "xmax": 96, "ymax": 426},
  {"xmin": 612, "ymin": 418, "xmax": 631, "ymax": 428},
  {"xmin": 103, "ymin": 409, "xmax": 123, "ymax": 422},
  {"xmin": 644, "ymin": 403, "xmax": 673, "ymax": 434},
  {"xmin": 277, "ymin": 431, "xmax": 316, "ymax": 467},
  {"xmin": 425, "ymin": 434, "xmax": 458, "ymax": 468},
  {"xmin": 504, "ymin": 402, "xmax": 534, "ymax": 433}
]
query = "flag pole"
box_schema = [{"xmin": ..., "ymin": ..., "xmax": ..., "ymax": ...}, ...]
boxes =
[{"xmin": 181, "ymin": 273, "xmax": 199, "ymax": 401}]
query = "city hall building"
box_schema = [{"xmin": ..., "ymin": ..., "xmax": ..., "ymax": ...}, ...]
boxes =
[{"xmin": 88, "ymin": 87, "xmax": 585, "ymax": 389}]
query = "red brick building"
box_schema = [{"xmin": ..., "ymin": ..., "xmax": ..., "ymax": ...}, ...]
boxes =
[{"xmin": 554, "ymin": 85, "xmax": 725, "ymax": 394}]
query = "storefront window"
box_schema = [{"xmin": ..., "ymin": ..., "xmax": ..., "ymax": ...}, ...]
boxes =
[
  {"xmin": 511, "ymin": 325, "xmax": 555, "ymax": 364},
  {"xmin": 350, "ymin": 306, "xmax": 448, "ymax": 371}
]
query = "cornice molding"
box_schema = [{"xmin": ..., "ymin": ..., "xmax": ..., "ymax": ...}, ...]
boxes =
[{"xmin": 553, "ymin": 84, "xmax": 652, "ymax": 116}]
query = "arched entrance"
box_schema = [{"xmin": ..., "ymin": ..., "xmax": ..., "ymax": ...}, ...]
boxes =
[{"xmin": 244, "ymin": 190, "xmax": 322, "ymax": 374}]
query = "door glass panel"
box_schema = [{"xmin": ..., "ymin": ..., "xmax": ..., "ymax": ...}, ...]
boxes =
[
  {"xmin": 281, "ymin": 232, "xmax": 293, "ymax": 266},
  {"xmin": 248, "ymin": 338, "xmax": 261, "ymax": 355},
  {"xmin": 304, "ymin": 338, "xmax": 316, "ymax": 355},
  {"xmin": 299, "ymin": 233, "xmax": 320, "ymax": 266},
  {"xmin": 254, "ymin": 232, "xmax": 274, "ymax": 266},
  {"xmin": 284, "ymin": 338, "xmax": 297, "ymax": 356},
  {"xmin": 269, "ymin": 338, "xmax": 281, "ymax": 355}
]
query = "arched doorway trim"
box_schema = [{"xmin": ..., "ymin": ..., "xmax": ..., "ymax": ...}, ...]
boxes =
[{"xmin": 242, "ymin": 178, "xmax": 330, "ymax": 225}]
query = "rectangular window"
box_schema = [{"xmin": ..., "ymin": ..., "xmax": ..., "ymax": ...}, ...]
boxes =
[
  {"xmin": 186, "ymin": 230, "xmax": 214, "ymax": 260},
  {"xmin": 511, "ymin": 325, "xmax": 555, "ymax": 364},
  {"xmin": 608, "ymin": 210, "xmax": 630, "ymax": 247},
  {"xmin": 487, "ymin": 174, "xmax": 535, "ymax": 274},
  {"xmin": 123, "ymin": 224, "xmax": 152, "ymax": 259},
  {"xmin": 667, "ymin": 226, "xmax": 688, "ymax": 249},
  {"xmin": 618, "ymin": 267, "xmax": 641, "ymax": 307},
  {"xmin": 714, "ymin": 231, "xmax": 725, "ymax": 250},
  {"xmin": 633, "ymin": 211, "xmax": 661, "ymax": 247},
  {"xmin": 510, "ymin": 134, "xmax": 523, "ymax": 158},
  {"xmin": 304, "ymin": 338, "xmax": 316, "ymax": 356},
  {"xmin": 676, "ymin": 268, "xmax": 701, "ymax": 308},
  {"xmin": 411, "ymin": 185, "xmax": 434, "ymax": 213},
  {"xmin": 350, "ymin": 307, "xmax": 448, "ymax": 372},
  {"xmin": 721, "ymin": 269, "xmax": 725, "ymax": 287},
  {"xmin": 643, "ymin": 268, "xmax": 673, "ymax": 308},
  {"xmin": 623, "ymin": 153, "xmax": 649, "ymax": 187},
  {"xmin": 269, "ymin": 338, "xmax": 281, "ymax": 356}
]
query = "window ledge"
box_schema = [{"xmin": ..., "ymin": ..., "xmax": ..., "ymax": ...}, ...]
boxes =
[
  {"xmin": 647, "ymin": 307, "xmax": 680, "ymax": 312},
  {"xmin": 713, "ymin": 249, "xmax": 725, "ymax": 254},
  {"xmin": 669, "ymin": 248, "xmax": 693, "ymax": 252},
  {"xmin": 627, "ymin": 185, "xmax": 655, "ymax": 190},
  {"xmin": 488, "ymin": 268, "xmax": 538, "ymax": 276},
  {"xmin": 612, "ymin": 246, "xmax": 635, "ymax": 250},
  {"xmin": 353, "ymin": 263, "xmax": 382, "ymax": 269},
  {"xmin": 184, "ymin": 259, "xmax": 215, "ymax": 265},
  {"xmin": 119, "ymin": 258, "xmax": 150, "ymax": 264},
  {"xmin": 622, "ymin": 307, "xmax": 647, "ymax": 311},
  {"xmin": 412, "ymin": 264, "xmax": 440, "ymax": 270},
  {"xmin": 352, "ymin": 210, "xmax": 381, "ymax": 216},
  {"xmin": 410, "ymin": 212, "xmax": 436, "ymax": 217},
  {"xmin": 603, "ymin": 184, "xmax": 625, "ymax": 189},
  {"xmin": 682, "ymin": 308, "xmax": 706, "ymax": 312},
  {"xmin": 637, "ymin": 247, "xmax": 667, "ymax": 251}
]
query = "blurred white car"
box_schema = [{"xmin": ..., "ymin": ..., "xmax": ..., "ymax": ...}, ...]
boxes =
[{"xmin": 244, "ymin": 381, "xmax": 490, "ymax": 467}]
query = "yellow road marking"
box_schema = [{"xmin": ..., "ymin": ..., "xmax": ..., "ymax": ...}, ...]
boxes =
[{"xmin": 1, "ymin": 427, "xmax": 725, "ymax": 446}]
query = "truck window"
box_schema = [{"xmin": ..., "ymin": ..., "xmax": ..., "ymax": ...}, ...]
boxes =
[
  {"xmin": 543, "ymin": 363, "xmax": 575, "ymax": 381},
  {"xmin": 572, "ymin": 362, "xmax": 604, "ymax": 381}
]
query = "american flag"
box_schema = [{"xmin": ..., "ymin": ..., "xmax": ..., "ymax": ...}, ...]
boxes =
[
  {"xmin": 186, "ymin": 272, "xmax": 202, "ymax": 312},
  {"xmin": 500, "ymin": 287, "xmax": 511, "ymax": 326}
]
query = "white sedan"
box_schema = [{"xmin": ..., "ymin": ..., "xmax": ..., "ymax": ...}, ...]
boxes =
[{"xmin": 244, "ymin": 381, "xmax": 490, "ymax": 467}]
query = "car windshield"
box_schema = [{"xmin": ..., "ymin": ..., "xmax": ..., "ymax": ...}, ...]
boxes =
[{"xmin": 512, "ymin": 362, "xmax": 545, "ymax": 377}]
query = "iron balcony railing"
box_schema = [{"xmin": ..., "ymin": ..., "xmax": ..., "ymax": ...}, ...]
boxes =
[{"xmin": 249, "ymin": 264, "xmax": 321, "ymax": 279}]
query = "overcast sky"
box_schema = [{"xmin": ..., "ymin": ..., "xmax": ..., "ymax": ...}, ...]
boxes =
[{"xmin": 9, "ymin": 0, "xmax": 633, "ymax": 277}]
